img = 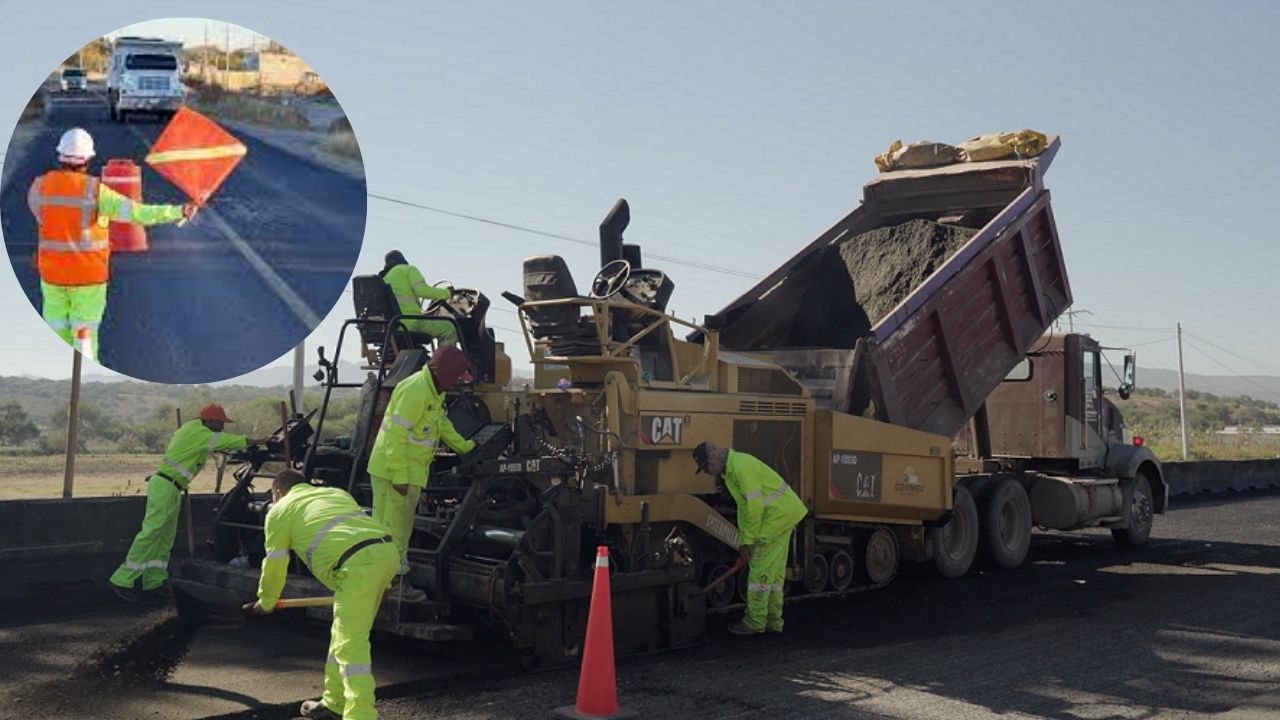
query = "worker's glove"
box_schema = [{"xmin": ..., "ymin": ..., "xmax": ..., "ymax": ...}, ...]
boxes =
[
  {"xmin": 182, "ymin": 202, "xmax": 199, "ymax": 219},
  {"xmin": 738, "ymin": 545, "xmax": 753, "ymax": 564},
  {"xmin": 393, "ymin": 483, "xmax": 410, "ymax": 497}
]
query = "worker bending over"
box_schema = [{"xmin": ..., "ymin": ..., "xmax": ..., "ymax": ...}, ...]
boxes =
[
  {"xmin": 253, "ymin": 470, "xmax": 398, "ymax": 720},
  {"xmin": 28, "ymin": 127, "xmax": 195, "ymax": 361},
  {"xmin": 694, "ymin": 442, "xmax": 807, "ymax": 635},
  {"xmin": 380, "ymin": 249, "xmax": 458, "ymax": 347},
  {"xmin": 367, "ymin": 347, "xmax": 476, "ymax": 588},
  {"xmin": 110, "ymin": 404, "xmax": 264, "ymax": 601}
]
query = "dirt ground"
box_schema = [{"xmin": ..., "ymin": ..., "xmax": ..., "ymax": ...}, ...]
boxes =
[{"xmin": 0, "ymin": 454, "xmax": 162, "ymax": 499}]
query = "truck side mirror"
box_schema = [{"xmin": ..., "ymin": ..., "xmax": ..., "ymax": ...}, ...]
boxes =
[{"xmin": 1119, "ymin": 353, "xmax": 1136, "ymax": 399}]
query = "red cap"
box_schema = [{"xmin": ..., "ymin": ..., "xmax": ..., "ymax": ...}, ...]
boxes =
[
  {"xmin": 428, "ymin": 347, "xmax": 474, "ymax": 387},
  {"xmin": 199, "ymin": 403, "xmax": 233, "ymax": 423}
]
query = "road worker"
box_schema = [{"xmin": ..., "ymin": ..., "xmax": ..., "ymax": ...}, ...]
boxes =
[
  {"xmin": 252, "ymin": 469, "xmax": 399, "ymax": 720},
  {"xmin": 109, "ymin": 404, "xmax": 264, "ymax": 602},
  {"xmin": 379, "ymin": 249, "xmax": 458, "ymax": 346},
  {"xmin": 367, "ymin": 347, "xmax": 476, "ymax": 588},
  {"xmin": 694, "ymin": 441, "xmax": 807, "ymax": 635},
  {"xmin": 27, "ymin": 127, "xmax": 196, "ymax": 362}
]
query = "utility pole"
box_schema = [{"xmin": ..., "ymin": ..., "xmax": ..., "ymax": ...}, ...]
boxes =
[
  {"xmin": 225, "ymin": 23, "xmax": 230, "ymax": 74},
  {"xmin": 292, "ymin": 342, "xmax": 306, "ymax": 415},
  {"xmin": 1176, "ymin": 322, "xmax": 1189, "ymax": 460},
  {"xmin": 62, "ymin": 350, "xmax": 82, "ymax": 499},
  {"xmin": 1062, "ymin": 307, "xmax": 1091, "ymax": 333}
]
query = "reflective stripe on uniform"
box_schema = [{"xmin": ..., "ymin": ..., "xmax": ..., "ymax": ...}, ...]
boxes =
[
  {"xmin": 38, "ymin": 237, "xmax": 109, "ymax": 252},
  {"xmin": 82, "ymin": 178, "xmax": 98, "ymax": 236},
  {"xmin": 406, "ymin": 435, "xmax": 436, "ymax": 447},
  {"xmin": 305, "ymin": 511, "xmax": 366, "ymax": 567},
  {"xmin": 71, "ymin": 321, "xmax": 100, "ymax": 331},
  {"xmin": 207, "ymin": 432, "xmax": 221, "ymax": 457},
  {"xmin": 124, "ymin": 560, "xmax": 168, "ymax": 571},
  {"xmin": 394, "ymin": 292, "xmax": 417, "ymax": 307},
  {"xmin": 145, "ymin": 144, "xmax": 247, "ymax": 164},
  {"xmin": 744, "ymin": 490, "xmax": 763, "ymax": 501},
  {"xmin": 265, "ymin": 549, "xmax": 289, "ymax": 560},
  {"xmin": 339, "ymin": 663, "xmax": 372, "ymax": 678},
  {"xmin": 32, "ymin": 194, "xmax": 95, "ymax": 209},
  {"xmin": 326, "ymin": 654, "xmax": 338, "ymax": 666},
  {"xmin": 746, "ymin": 582, "xmax": 785, "ymax": 593},
  {"xmin": 761, "ymin": 485, "xmax": 789, "ymax": 506},
  {"xmin": 388, "ymin": 415, "xmax": 413, "ymax": 429},
  {"xmin": 411, "ymin": 282, "xmax": 435, "ymax": 294},
  {"xmin": 112, "ymin": 198, "xmax": 134, "ymax": 221},
  {"xmin": 162, "ymin": 458, "xmax": 195, "ymax": 481},
  {"xmin": 46, "ymin": 319, "xmax": 72, "ymax": 329}
]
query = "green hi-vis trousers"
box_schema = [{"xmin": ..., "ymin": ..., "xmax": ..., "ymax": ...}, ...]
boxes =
[
  {"xmin": 41, "ymin": 280, "xmax": 107, "ymax": 361},
  {"xmin": 321, "ymin": 541, "xmax": 400, "ymax": 720},
  {"xmin": 109, "ymin": 475, "xmax": 181, "ymax": 591},
  {"xmin": 371, "ymin": 475, "xmax": 422, "ymax": 573},
  {"xmin": 401, "ymin": 317, "xmax": 457, "ymax": 346},
  {"xmin": 743, "ymin": 530, "xmax": 792, "ymax": 633}
]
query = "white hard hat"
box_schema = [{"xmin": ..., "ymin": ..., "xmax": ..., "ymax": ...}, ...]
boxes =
[{"xmin": 56, "ymin": 127, "xmax": 95, "ymax": 163}]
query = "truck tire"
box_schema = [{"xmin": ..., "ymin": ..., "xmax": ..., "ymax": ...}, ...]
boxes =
[
  {"xmin": 978, "ymin": 479, "xmax": 1032, "ymax": 570},
  {"xmin": 859, "ymin": 527, "xmax": 898, "ymax": 585},
  {"xmin": 1111, "ymin": 472, "xmax": 1155, "ymax": 546},
  {"xmin": 828, "ymin": 550, "xmax": 854, "ymax": 591},
  {"xmin": 803, "ymin": 553, "xmax": 829, "ymax": 594},
  {"xmin": 931, "ymin": 485, "xmax": 978, "ymax": 578}
]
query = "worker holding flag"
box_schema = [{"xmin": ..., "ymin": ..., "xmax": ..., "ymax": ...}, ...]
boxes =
[{"xmin": 27, "ymin": 127, "xmax": 196, "ymax": 361}]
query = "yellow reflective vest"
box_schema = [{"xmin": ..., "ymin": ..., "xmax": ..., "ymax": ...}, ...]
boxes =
[
  {"xmin": 367, "ymin": 368, "xmax": 475, "ymax": 488},
  {"xmin": 257, "ymin": 483, "xmax": 391, "ymax": 607},
  {"xmin": 723, "ymin": 450, "xmax": 807, "ymax": 545},
  {"xmin": 155, "ymin": 419, "xmax": 247, "ymax": 489}
]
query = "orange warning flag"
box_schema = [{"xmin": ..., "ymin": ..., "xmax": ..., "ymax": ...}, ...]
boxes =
[{"xmin": 145, "ymin": 107, "xmax": 247, "ymax": 205}]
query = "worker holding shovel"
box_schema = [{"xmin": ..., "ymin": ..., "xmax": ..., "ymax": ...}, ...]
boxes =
[
  {"xmin": 27, "ymin": 128, "xmax": 196, "ymax": 362},
  {"xmin": 250, "ymin": 469, "xmax": 399, "ymax": 720},
  {"xmin": 694, "ymin": 442, "xmax": 807, "ymax": 635},
  {"xmin": 109, "ymin": 404, "xmax": 264, "ymax": 602}
]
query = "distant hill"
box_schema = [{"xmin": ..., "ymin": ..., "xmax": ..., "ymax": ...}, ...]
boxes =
[{"xmin": 1138, "ymin": 368, "xmax": 1280, "ymax": 406}]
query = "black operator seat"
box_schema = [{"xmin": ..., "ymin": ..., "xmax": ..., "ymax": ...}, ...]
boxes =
[
  {"xmin": 522, "ymin": 256, "xmax": 599, "ymax": 355},
  {"xmin": 351, "ymin": 274, "xmax": 433, "ymax": 355}
]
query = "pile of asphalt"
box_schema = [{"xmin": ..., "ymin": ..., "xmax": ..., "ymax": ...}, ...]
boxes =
[
  {"xmin": 719, "ymin": 219, "xmax": 976, "ymax": 351},
  {"xmin": 73, "ymin": 609, "xmax": 195, "ymax": 683},
  {"xmin": 838, "ymin": 219, "xmax": 976, "ymax": 326}
]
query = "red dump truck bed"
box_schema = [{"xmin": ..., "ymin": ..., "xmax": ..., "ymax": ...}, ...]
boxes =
[{"xmin": 708, "ymin": 137, "xmax": 1071, "ymax": 439}]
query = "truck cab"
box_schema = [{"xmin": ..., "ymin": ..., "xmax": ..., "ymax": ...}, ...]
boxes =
[{"xmin": 107, "ymin": 36, "xmax": 185, "ymax": 122}]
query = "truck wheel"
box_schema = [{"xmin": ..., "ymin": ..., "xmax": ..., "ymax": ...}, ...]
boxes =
[
  {"xmin": 979, "ymin": 479, "xmax": 1032, "ymax": 570},
  {"xmin": 704, "ymin": 562, "xmax": 736, "ymax": 608},
  {"xmin": 1112, "ymin": 473, "xmax": 1155, "ymax": 546},
  {"xmin": 859, "ymin": 527, "xmax": 898, "ymax": 585},
  {"xmin": 803, "ymin": 553, "xmax": 829, "ymax": 594},
  {"xmin": 931, "ymin": 485, "xmax": 978, "ymax": 578},
  {"xmin": 828, "ymin": 550, "xmax": 854, "ymax": 591}
]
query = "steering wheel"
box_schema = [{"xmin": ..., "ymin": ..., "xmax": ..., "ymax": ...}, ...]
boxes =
[
  {"xmin": 590, "ymin": 259, "xmax": 632, "ymax": 299},
  {"xmin": 425, "ymin": 281, "xmax": 462, "ymax": 317}
]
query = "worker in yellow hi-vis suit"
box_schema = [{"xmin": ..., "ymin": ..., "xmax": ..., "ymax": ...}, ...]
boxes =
[
  {"xmin": 253, "ymin": 470, "xmax": 398, "ymax": 720},
  {"xmin": 367, "ymin": 347, "xmax": 476, "ymax": 596},
  {"xmin": 379, "ymin": 250, "xmax": 457, "ymax": 346},
  {"xmin": 694, "ymin": 441, "xmax": 807, "ymax": 635},
  {"xmin": 109, "ymin": 403, "xmax": 263, "ymax": 602}
]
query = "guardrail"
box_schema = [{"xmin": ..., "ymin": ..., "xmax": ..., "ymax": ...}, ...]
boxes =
[{"xmin": 1164, "ymin": 459, "xmax": 1280, "ymax": 496}]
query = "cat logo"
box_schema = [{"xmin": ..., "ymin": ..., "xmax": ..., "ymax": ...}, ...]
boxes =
[
  {"xmin": 640, "ymin": 415, "xmax": 685, "ymax": 445},
  {"xmin": 894, "ymin": 467, "xmax": 926, "ymax": 494}
]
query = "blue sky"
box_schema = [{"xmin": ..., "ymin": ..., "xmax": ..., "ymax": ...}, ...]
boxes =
[{"xmin": 1, "ymin": 1, "xmax": 1278, "ymax": 382}]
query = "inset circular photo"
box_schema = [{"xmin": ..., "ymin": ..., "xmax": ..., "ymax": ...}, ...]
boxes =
[{"xmin": 2, "ymin": 18, "xmax": 366, "ymax": 383}]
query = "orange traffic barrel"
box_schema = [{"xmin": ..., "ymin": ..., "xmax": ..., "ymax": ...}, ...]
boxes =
[{"xmin": 101, "ymin": 158, "xmax": 147, "ymax": 252}]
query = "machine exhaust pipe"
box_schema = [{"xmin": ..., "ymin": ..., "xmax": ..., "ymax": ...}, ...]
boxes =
[{"xmin": 599, "ymin": 198, "xmax": 630, "ymax": 267}]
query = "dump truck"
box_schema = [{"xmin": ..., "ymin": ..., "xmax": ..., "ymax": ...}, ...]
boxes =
[
  {"xmin": 173, "ymin": 136, "xmax": 1165, "ymax": 668},
  {"xmin": 107, "ymin": 36, "xmax": 185, "ymax": 122}
]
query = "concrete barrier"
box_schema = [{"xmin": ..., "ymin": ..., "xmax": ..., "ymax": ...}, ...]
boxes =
[
  {"xmin": 1164, "ymin": 459, "xmax": 1280, "ymax": 496},
  {"xmin": 0, "ymin": 494, "xmax": 220, "ymax": 608}
]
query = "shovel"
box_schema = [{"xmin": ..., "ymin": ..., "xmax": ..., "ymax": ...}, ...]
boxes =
[
  {"xmin": 172, "ymin": 579, "xmax": 332, "ymax": 630},
  {"xmin": 702, "ymin": 557, "xmax": 746, "ymax": 595}
]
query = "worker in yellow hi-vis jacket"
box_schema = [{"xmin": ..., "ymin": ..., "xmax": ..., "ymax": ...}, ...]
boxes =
[
  {"xmin": 252, "ymin": 470, "xmax": 398, "ymax": 720},
  {"xmin": 694, "ymin": 441, "xmax": 807, "ymax": 635},
  {"xmin": 379, "ymin": 250, "xmax": 457, "ymax": 346},
  {"xmin": 366, "ymin": 347, "xmax": 476, "ymax": 592},
  {"xmin": 109, "ymin": 404, "xmax": 264, "ymax": 602}
]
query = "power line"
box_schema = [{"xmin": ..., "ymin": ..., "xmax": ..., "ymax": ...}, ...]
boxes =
[
  {"xmin": 1180, "ymin": 337, "xmax": 1278, "ymax": 399},
  {"xmin": 1073, "ymin": 322, "xmax": 1170, "ymax": 333},
  {"xmin": 367, "ymin": 192, "xmax": 760, "ymax": 280},
  {"xmin": 1183, "ymin": 330, "xmax": 1280, "ymax": 377}
]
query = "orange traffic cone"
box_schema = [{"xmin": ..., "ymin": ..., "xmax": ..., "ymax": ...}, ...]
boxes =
[{"xmin": 553, "ymin": 546, "xmax": 637, "ymax": 719}]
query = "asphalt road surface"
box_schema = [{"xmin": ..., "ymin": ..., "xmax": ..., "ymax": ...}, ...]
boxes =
[
  {"xmin": 1, "ymin": 87, "xmax": 366, "ymax": 383},
  {"xmin": 3, "ymin": 490, "xmax": 1279, "ymax": 720}
]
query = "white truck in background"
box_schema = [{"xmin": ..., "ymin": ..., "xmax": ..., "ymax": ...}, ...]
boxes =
[{"xmin": 107, "ymin": 36, "xmax": 185, "ymax": 122}]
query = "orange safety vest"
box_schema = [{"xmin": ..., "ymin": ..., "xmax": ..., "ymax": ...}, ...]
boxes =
[{"xmin": 28, "ymin": 170, "xmax": 110, "ymax": 286}]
